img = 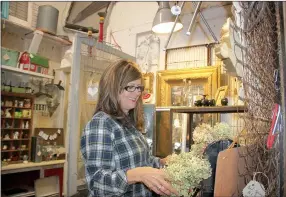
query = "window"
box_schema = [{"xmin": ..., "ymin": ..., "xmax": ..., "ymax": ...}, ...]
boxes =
[
  {"xmin": 8, "ymin": 2, "xmax": 34, "ymax": 28},
  {"xmin": 9, "ymin": 2, "xmax": 28, "ymax": 21}
]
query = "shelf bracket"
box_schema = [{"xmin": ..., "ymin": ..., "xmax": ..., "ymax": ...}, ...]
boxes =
[{"xmin": 28, "ymin": 30, "xmax": 44, "ymax": 54}]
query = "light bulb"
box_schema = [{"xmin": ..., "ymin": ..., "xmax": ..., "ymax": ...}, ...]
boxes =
[{"xmin": 171, "ymin": 5, "xmax": 181, "ymax": 16}]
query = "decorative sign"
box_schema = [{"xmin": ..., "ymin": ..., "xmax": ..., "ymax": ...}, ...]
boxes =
[{"xmin": 86, "ymin": 78, "xmax": 99, "ymax": 103}]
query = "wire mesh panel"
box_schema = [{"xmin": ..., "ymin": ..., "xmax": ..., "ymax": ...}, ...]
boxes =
[
  {"xmin": 231, "ymin": 2, "xmax": 283, "ymax": 196},
  {"xmin": 77, "ymin": 38, "xmax": 125, "ymax": 185},
  {"xmin": 66, "ymin": 33, "xmax": 135, "ymax": 196}
]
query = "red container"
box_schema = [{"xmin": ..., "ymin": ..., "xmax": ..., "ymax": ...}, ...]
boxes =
[
  {"xmin": 30, "ymin": 64, "xmax": 37, "ymax": 72},
  {"xmin": 22, "ymin": 64, "xmax": 30, "ymax": 70},
  {"xmin": 19, "ymin": 52, "xmax": 30, "ymax": 70}
]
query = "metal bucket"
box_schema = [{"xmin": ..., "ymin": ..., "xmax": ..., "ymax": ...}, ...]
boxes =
[{"xmin": 36, "ymin": 5, "xmax": 59, "ymax": 35}]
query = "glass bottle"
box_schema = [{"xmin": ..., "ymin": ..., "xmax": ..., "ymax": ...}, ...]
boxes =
[{"xmin": 186, "ymin": 80, "xmax": 193, "ymax": 107}]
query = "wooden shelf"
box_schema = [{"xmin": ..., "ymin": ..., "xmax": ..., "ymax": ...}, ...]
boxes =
[
  {"xmin": 55, "ymin": 66, "xmax": 71, "ymax": 73},
  {"xmin": 2, "ymin": 65, "xmax": 54, "ymax": 79},
  {"xmin": 1, "ymin": 186, "xmax": 35, "ymax": 197},
  {"xmin": 2, "ymin": 149, "xmax": 29, "ymax": 152},
  {"xmin": 15, "ymin": 117, "xmax": 32, "ymax": 119},
  {"xmin": 170, "ymin": 105, "xmax": 247, "ymax": 114},
  {"xmin": 2, "ymin": 117, "xmax": 31, "ymax": 120},
  {"xmin": 2, "ymin": 191, "xmax": 35, "ymax": 197},
  {"xmin": 2, "ymin": 128, "xmax": 30, "ymax": 130},
  {"xmin": 2, "ymin": 18, "xmax": 72, "ymax": 46},
  {"xmin": 1, "ymin": 91, "xmax": 34, "ymax": 163},
  {"xmin": 165, "ymin": 105, "xmax": 248, "ymax": 156},
  {"xmin": 1, "ymin": 106, "xmax": 32, "ymax": 109},
  {"xmin": 1, "ymin": 91, "xmax": 34, "ymax": 98},
  {"xmin": 2, "ymin": 139, "xmax": 30, "ymax": 141}
]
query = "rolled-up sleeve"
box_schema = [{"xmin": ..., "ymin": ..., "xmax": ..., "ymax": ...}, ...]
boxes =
[{"xmin": 81, "ymin": 118, "xmax": 129, "ymax": 196}]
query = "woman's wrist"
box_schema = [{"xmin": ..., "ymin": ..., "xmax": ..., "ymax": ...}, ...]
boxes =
[
  {"xmin": 160, "ymin": 158, "xmax": 167, "ymax": 166},
  {"xmin": 126, "ymin": 168, "xmax": 141, "ymax": 184}
]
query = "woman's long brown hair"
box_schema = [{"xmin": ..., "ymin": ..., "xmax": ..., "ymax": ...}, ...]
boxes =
[{"xmin": 94, "ymin": 59, "xmax": 144, "ymax": 131}]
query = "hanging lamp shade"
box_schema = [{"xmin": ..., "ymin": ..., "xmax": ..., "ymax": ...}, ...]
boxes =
[{"xmin": 152, "ymin": 2, "xmax": 183, "ymax": 34}]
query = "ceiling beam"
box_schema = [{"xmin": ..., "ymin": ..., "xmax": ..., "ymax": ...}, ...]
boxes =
[{"xmin": 72, "ymin": 2, "xmax": 110, "ymax": 23}]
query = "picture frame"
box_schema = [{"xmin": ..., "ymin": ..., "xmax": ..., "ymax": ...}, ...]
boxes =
[
  {"xmin": 143, "ymin": 72, "xmax": 154, "ymax": 94},
  {"xmin": 143, "ymin": 104, "xmax": 156, "ymax": 155},
  {"xmin": 156, "ymin": 66, "xmax": 220, "ymax": 106},
  {"xmin": 155, "ymin": 67, "xmax": 220, "ymax": 156},
  {"xmin": 214, "ymin": 85, "xmax": 228, "ymax": 106},
  {"xmin": 85, "ymin": 73, "xmax": 101, "ymax": 104},
  {"xmin": 86, "ymin": 80, "xmax": 99, "ymax": 104},
  {"xmin": 135, "ymin": 31, "xmax": 160, "ymax": 73}
]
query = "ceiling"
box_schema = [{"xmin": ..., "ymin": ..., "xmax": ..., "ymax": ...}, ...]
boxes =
[
  {"xmin": 67, "ymin": 2, "xmax": 109, "ymax": 24},
  {"xmin": 179, "ymin": 2, "xmax": 232, "ymax": 14},
  {"xmin": 65, "ymin": 2, "xmax": 232, "ymax": 32}
]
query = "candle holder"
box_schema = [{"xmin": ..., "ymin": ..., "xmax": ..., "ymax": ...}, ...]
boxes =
[
  {"xmin": 221, "ymin": 98, "xmax": 228, "ymax": 106},
  {"xmin": 201, "ymin": 95, "xmax": 209, "ymax": 106}
]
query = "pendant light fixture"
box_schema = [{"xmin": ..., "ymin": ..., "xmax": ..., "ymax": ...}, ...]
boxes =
[{"xmin": 152, "ymin": 2, "xmax": 183, "ymax": 34}]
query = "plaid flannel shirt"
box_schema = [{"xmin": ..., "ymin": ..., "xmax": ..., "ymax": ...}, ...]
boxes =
[{"xmin": 81, "ymin": 111, "xmax": 161, "ymax": 197}]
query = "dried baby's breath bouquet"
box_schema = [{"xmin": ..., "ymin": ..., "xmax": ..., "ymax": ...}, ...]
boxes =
[
  {"xmin": 164, "ymin": 152, "xmax": 212, "ymax": 197},
  {"xmin": 213, "ymin": 122, "xmax": 235, "ymax": 141},
  {"xmin": 164, "ymin": 122, "xmax": 234, "ymax": 196},
  {"xmin": 192, "ymin": 123, "xmax": 213, "ymax": 144},
  {"xmin": 189, "ymin": 143, "xmax": 206, "ymax": 156},
  {"xmin": 192, "ymin": 122, "xmax": 235, "ymax": 155}
]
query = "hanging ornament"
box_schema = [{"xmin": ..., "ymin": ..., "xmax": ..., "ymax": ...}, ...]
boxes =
[
  {"xmin": 242, "ymin": 172, "xmax": 268, "ymax": 197},
  {"xmin": 87, "ymin": 27, "xmax": 93, "ymax": 57},
  {"xmin": 86, "ymin": 77, "xmax": 99, "ymax": 103}
]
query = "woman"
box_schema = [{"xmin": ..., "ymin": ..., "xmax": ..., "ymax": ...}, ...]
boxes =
[{"xmin": 81, "ymin": 60, "xmax": 178, "ymax": 197}]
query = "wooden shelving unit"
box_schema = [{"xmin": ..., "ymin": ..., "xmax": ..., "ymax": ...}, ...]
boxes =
[
  {"xmin": 1, "ymin": 91, "xmax": 34, "ymax": 163},
  {"xmin": 55, "ymin": 66, "xmax": 71, "ymax": 73},
  {"xmin": 171, "ymin": 105, "xmax": 247, "ymax": 114},
  {"xmin": 170, "ymin": 105, "xmax": 248, "ymax": 154},
  {"xmin": 1, "ymin": 18, "xmax": 72, "ymax": 46},
  {"xmin": 1, "ymin": 65, "xmax": 54, "ymax": 79}
]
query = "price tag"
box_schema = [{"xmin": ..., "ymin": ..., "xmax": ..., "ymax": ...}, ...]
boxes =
[{"xmin": 243, "ymin": 180, "xmax": 265, "ymax": 197}]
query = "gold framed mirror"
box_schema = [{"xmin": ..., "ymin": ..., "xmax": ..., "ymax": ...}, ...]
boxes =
[
  {"xmin": 156, "ymin": 66, "xmax": 220, "ymax": 106},
  {"xmin": 143, "ymin": 72, "xmax": 154, "ymax": 94}
]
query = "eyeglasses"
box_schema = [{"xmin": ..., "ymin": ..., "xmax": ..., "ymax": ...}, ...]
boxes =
[{"xmin": 124, "ymin": 85, "xmax": 145, "ymax": 92}]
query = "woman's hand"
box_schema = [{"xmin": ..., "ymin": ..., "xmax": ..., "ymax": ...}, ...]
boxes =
[{"xmin": 127, "ymin": 167, "xmax": 179, "ymax": 196}]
